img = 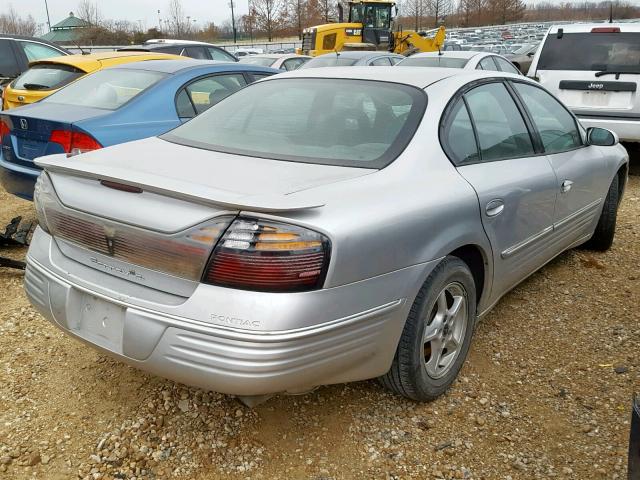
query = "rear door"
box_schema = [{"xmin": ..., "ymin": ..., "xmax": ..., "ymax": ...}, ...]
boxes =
[
  {"xmin": 441, "ymin": 80, "xmax": 558, "ymax": 297},
  {"xmin": 531, "ymin": 27, "xmax": 640, "ymax": 117}
]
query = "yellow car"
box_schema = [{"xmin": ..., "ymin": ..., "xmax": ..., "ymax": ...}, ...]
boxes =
[{"xmin": 2, "ymin": 51, "xmax": 184, "ymax": 110}]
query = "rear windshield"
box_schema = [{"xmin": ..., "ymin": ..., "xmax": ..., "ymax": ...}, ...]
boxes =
[
  {"xmin": 538, "ymin": 32, "xmax": 640, "ymax": 71},
  {"xmin": 239, "ymin": 57, "xmax": 276, "ymax": 67},
  {"xmin": 42, "ymin": 69, "xmax": 166, "ymax": 110},
  {"xmin": 398, "ymin": 57, "xmax": 469, "ymax": 68},
  {"xmin": 303, "ymin": 57, "xmax": 359, "ymax": 68},
  {"xmin": 13, "ymin": 64, "xmax": 84, "ymax": 91},
  {"xmin": 162, "ymin": 78, "xmax": 427, "ymax": 168}
]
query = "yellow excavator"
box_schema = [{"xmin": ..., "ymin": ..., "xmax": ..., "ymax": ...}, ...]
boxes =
[{"xmin": 297, "ymin": 0, "xmax": 446, "ymax": 57}]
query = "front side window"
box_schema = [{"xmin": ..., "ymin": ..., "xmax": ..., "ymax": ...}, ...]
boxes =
[
  {"xmin": 370, "ymin": 57, "xmax": 392, "ymax": 66},
  {"xmin": 464, "ymin": 82, "xmax": 534, "ymax": 162},
  {"xmin": 13, "ymin": 64, "xmax": 84, "ymax": 91},
  {"xmin": 207, "ymin": 47, "xmax": 236, "ymax": 61},
  {"xmin": 42, "ymin": 69, "xmax": 166, "ymax": 110},
  {"xmin": 537, "ymin": 32, "xmax": 640, "ymax": 71},
  {"xmin": 0, "ymin": 40, "xmax": 19, "ymax": 78},
  {"xmin": 513, "ymin": 82, "xmax": 582, "ymax": 153},
  {"xmin": 18, "ymin": 41, "xmax": 64, "ymax": 62},
  {"xmin": 494, "ymin": 57, "xmax": 520, "ymax": 74},
  {"xmin": 163, "ymin": 78, "xmax": 427, "ymax": 168}
]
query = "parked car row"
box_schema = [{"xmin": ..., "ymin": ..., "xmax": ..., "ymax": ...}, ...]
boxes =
[{"xmin": 0, "ymin": 25, "xmax": 632, "ymax": 406}]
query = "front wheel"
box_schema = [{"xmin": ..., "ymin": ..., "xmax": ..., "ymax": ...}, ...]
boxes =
[
  {"xmin": 379, "ymin": 256, "xmax": 477, "ymax": 401},
  {"xmin": 583, "ymin": 174, "xmax": 620, "ymax": 251}
]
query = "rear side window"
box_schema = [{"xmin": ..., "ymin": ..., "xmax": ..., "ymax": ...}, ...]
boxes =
[
  {"xmin": 163, "ymin": 78, "xmax": 427, "ymax": 168},
  {"xmin": 370, "ymin": 57, "xmax": 392, "ymax": 66},
  {"xmin": 513, "ymin": 82, "xmax": 582, "ymax": 153},
  {"xmin": 42, "ymin": 69, "xmax": 166, "ymax": 110},
  {"xmin": 302, "ymin": 57, "xmax": 359, "ymax": 68},
  {"xmin": 0, "ymin": 40, "xmax": 20, "ymax": 78},
  {"xmin": 153, "ymin": 46, "xmax": 181, "ymax": 55},
  {"xmin": 398, "ymin": 57, "xmax": 468, "ymax": 68},
  {"xmin": 443, "ymin": 100, "xmax": 479, "ymax": 165},
  {"xmin": 538, "ymin": 32, "xmax": 640, "ymax": 71},
  {"xmin": 18, "ymin": 41, "xmax": 63, "ymax": 62},
  {"xmin": 13, "ymin": 64, "xmax": 84, "ymax": 91},
  {"xmin": 477, "ymin": 57, "xmax": 499, "ymax": 71},
  {"xmin": 465, "ymin": 83, "xmax": 534, "ymax": 162},
  {"xmin": 184, "ymin": 46, "xmax": 208, "ymax": 59},
  {"xmin": 177, "ymin": 73, "xmax": 247, "ymax": 118}
]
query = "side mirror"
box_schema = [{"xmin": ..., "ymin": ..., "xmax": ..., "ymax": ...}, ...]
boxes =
[
  {"xmin": 587, "ymin": 127, "xmax": 618, "ymax": 147},
  {"xmin": 527, "ymin": 52, "xmax": 534, "ymax": 57}
]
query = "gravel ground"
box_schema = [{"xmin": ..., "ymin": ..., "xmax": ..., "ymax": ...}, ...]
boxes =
[{"xmin": 0, "ymin": 172, "xmax": 638, "ymax": 480}]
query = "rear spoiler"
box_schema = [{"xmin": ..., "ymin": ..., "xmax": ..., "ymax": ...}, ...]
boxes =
[{"xmin": 36, "ymin": 154, "xmax": 325, "ymax": 213}]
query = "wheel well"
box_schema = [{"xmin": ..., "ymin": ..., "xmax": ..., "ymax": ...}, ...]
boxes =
[
  {"xmin": 617, "ymin": 164, "xmax": 628, "ymax": 205},
  {"xmin": 450, "ymin": 245, "xmax": 485, "ymax": 305}
]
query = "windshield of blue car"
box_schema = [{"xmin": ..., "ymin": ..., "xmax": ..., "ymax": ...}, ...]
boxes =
[
  {"xmin": 13, "ymin": 64, "xmax": 84, "ymax": 91},
  {"xmin": 538, "ymin": 32, "xmax": 640, "ymax": 71},
  {"xmin": 303, "ymin": 57, "xmax": 359, "ymax": 68},
  {"xmin": 162, "ymin": 78, "xmax": 427, "ymax": 169},
  {"xmin": 41, "ymin": 69, "xmax": 167, "ymax": 110},
  {"xmin": 398, "ymin": 57, "xmax": 469, "ymax": 68}
]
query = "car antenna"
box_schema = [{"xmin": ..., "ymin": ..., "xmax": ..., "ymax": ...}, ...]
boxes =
[
  {"xmin": 334, "ymin": 48, "xmax": 340, "ymax": 57},
  {"xmin": 438, "ymin": 45, "xmax": 442, "ymax": 56}
]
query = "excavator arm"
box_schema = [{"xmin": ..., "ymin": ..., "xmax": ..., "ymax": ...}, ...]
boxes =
[{"xmin": 393, "ymin": 25, "xmax": 446, "ymax": 55}]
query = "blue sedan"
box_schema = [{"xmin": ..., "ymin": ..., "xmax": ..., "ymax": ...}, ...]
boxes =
[{"xmin": 0, "ymin": 60, "xmax": 278, "ymax": 200}]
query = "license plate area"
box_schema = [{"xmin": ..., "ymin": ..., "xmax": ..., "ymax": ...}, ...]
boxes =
[{"xmin": 75, "ymin": 293, "xmax": 125, "ymax": 352}]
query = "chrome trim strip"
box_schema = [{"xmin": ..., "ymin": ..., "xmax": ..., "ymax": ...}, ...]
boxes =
[
  {"xmin": 26, "ymin": 256, "xmax": 404, "ymax": 342},
  {"xmin": 501, "ymin": 226, "xmax": 553, "ymax": 259},
  {"xmin": 554, "ymin": 198, "xmax": 602, "ymax": 230}
]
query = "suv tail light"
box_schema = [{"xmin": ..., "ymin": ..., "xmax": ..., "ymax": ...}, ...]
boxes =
[
  {"xmin": 49, "ymin": 129, "xmax": 102, "ymax": 156},
  {"xmin": 203, "ymin": 218, "xmax": 330, "ymax": 292},
  {"xmin": 0, "ymin": 119, "xmax": 9, "ymax": 143}
]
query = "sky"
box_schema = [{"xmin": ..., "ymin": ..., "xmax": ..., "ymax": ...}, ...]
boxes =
[{"xmin": 11, "ymin": 0, "xmax": 245, "ymax": 32}]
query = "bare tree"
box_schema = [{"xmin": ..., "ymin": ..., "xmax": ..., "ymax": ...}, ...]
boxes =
[
  {"xmin": 77, "ymin": 0, "xmax": 102, "ymax": 26},
  {"xmin": 251, "ymin": 0, "xmax": 283, "ymax": 41},
  {"xmin": 167, "ymin": 0, "xmax": 190, "ymax": 37},
  {"xmin": 0, "ymin": 6, "xmax": 37, "ymax": 36}
]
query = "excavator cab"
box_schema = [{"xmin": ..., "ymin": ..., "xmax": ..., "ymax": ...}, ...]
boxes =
[{"xmin": 348, "ymin": 1, "xmax": 394, "ymax": 49}]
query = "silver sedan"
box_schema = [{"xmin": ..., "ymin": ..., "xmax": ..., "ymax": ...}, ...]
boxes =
[{"xmin": 26, "ymin": 67, "xmax": 628, "ymax": 405}]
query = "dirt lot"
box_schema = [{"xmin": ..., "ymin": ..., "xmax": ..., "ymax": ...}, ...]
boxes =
[{"xmin": 0, "ymin": 173, "xmax": 638, "ymax": 480}]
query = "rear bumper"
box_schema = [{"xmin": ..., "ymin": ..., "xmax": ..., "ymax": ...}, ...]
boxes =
[
  {"xmin": 0, "ymin": 153, "xmax": 38, "ymax": 200},
  {"xmin": 575, "ymin": 115, "xmax": 640, "ymax": 143},
  {"xmin": 25, "ymin": 229, "xmax": 435, "ymax": 396}
]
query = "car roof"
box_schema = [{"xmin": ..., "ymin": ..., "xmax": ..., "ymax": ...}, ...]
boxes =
[
  {"xmin": 410, "ymin": 51, "xmax": 482, "ymax": 59},
  {"xmin": 30, "ymin": 51, "xmax": 184, "ymax": 72},
  {"xmin": 103, "ymin": 59, "xmax": 277, "ymax": 74},
  {"xmin": 272, "ymin": 66, "xmax": 523, "ymax": 88},
  {"xmin": 316, "ymin": 51, "xmax": 397, "ymax": 59},
  {"xmin": 0, "ymin": 34, "xmax": 69, "ymax": 51},
  {"xmin": 546, "ymin": 23, "xmax": 640, "ymax": 33}
]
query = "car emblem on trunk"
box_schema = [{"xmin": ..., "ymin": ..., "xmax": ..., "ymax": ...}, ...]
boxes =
[
  {"xmin": 19, "ymin": 119, "xmax": 28, "ymax": 130},
  {"xmin": 103, "ymin": 226, "xmax": 116, "ymax": 256}
]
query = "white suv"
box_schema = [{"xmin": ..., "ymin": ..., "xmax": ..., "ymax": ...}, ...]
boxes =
[{"xmin": 528, "ymin": 23, "xmax": 640, "ymax": 143}]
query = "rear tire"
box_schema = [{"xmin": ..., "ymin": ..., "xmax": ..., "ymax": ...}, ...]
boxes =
[
  {"xmin": 583, "ymin": 174, "xmax": 620, "ymax": 251},
  {"xmin": 379, "ymin": 256, "xmax": 476, "ymax": 401}
]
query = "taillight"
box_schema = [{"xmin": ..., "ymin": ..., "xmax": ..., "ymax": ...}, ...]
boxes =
[
  {"xmin": 203, "ymin": 218, "xmax": 330, "ymax": 292},
  {"xmin": 49, "ymin": 129, "xmax": 102, "ymax": 156},
  {"xmin": 591, "ymin": 27, "xmax": 620, "ymax": 33},
  {"xmin": 0, "ymin": 119, "xmax": 9, "ymax": 143}
]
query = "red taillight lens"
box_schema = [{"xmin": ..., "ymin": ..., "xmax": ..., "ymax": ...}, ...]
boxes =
[
  {"xmin": 0, "ymin": 119, "xmax": 10, "ymax": 143},
  {"xmin": 591, "ymin": 27, "xmax": 620, "ymax": 33},
  {"xmin": 204, "ymin": 218, "xmax": 330, "ymax": 292},
  {"xmin": 49, "ymin": 129, "xmax": 102, "ymax": 155}
]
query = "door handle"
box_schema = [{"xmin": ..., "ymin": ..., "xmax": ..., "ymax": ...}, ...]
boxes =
[
  {"xmin": 485, "ymin": 199, "xmax": 505, "ymax": 217},
  {"xmin": 561, "ymin": 180, "xmax": 574, "ymax": 193}
]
